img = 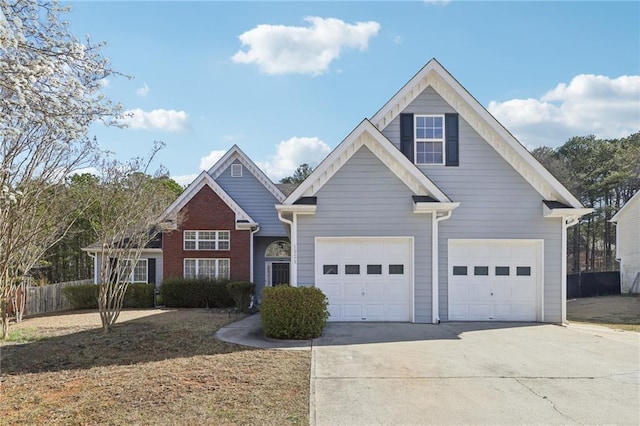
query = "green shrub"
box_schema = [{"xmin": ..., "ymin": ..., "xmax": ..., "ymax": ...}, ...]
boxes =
[
  {"xmin": 161, "ymin": 277, "xmax": 234, "ymax": 308},
  {"xmin": 260, "ymin": 286, "xmax": 329, "ymax": 340},
  {"xmin": 226, "ymin": 281, "xmax": 255, "ymax": 313},
  {"xmin": 124, "ymin": 283, "xmax": 155, "ymax": 308},
  {"xmin": 63, "ymin": 283, "xmax": 156, "ymax": 309},
  {"xmin": 63, "ymin": 284, "xmax": 99, "ymax": 309}
]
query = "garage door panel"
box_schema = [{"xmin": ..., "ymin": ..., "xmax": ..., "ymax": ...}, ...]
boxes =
[
  {"xmin": 316, "ymin": 238, "xmax": 412, "ymax": 322},
  {"xmin": 449, "ymin": 240, "xmax": 540, "ymax": 322}
]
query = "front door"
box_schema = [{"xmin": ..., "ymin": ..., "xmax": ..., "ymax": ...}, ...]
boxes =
[{"xmin": 271, "ymin": 262, "xmax": 290, "ymax": 286}]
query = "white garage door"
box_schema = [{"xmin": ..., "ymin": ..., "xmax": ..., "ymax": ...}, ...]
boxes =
[
  {"xmin": 315, "ymin": 237, "xmax": 413, "ymax": 322},
  {"xmin": 448, "ymin": 240, "xmax": 541, "ymax": 321}
]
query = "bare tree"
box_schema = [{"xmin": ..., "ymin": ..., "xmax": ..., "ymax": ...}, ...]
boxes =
[
  {"xmin": 0, "ymin": 0, "xmax": 122, "ymax": 338},
  {"xmin": 82, "ymin": 143, "xmax": 180, "ymax": 333}
]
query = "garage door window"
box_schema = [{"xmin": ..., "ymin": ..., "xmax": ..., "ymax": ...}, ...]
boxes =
[
  {"xmin": 495, "ymin": 266, "xmax": 510, "ymax": 276},
  {"xmin": 345, "ymin": 265, "xmax": 360, "ymax": 275},
  {"xmin": 389, "ymin": 264, "xmax": 404, "ymax": 275},
  {"xmin": 516, "ymin": 266, "xmax": 531, "ymax": 276},
  {"xmin": 453, "ymin": 266, "xmax": 467, "ymax": 275},
  {"xmin": 367, "ymin": 264, "xmax": 382, "ymax": 274},
  {"xmin": 474, "ymin": 266, "xmax": 489, "ymax": 276},
  {"xmin": 323, "ymin": 265, "xmax": 338, "ymax": 275}
]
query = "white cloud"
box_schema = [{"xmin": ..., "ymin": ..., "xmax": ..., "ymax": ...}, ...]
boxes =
[
  {"xmin": 424, "ymin": 0, "xmax": 450, "ymax": 5},
  {"xmin": 69, "ymin": 167, "xmax": 100, "ymax": 177},
  {"xmin": 393, "ymin": 35, "xmax": 403, "ymax": 45},
  {"xmin": 258, "ymin": 136, "xmax": 331, "ymax": 180},
  {"xmin": 99, "ymin": 78, "xmax": 110, "ymax": 88},
  {"xmin": 172, "ymin": 174, "xmax": 198, "ymax": 187},
  {"xmin": 199, "ymin": 150, "xmax": 226, "ymax": 170},
  {"xmin": 488, "ymin": 74, "xmax": 640, "ymax": 148},
  {"xmin": 120, "ymin": 108, "xmax": 189, "ymax": 132},
  {"xmin": 231, "ymin": 17, "xmax": 380, "ymax": 76},
  {"xmin": 136, "ymin": 82, "xmax": 150, "ymax": 97}
]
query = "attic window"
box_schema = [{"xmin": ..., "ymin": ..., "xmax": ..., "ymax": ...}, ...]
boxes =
[
  {"xmin": 415, "ymin": 115, "xmax": 445, "ymax": 165},
  {"xmin": 231, "ymin": 164, "xmax": 243, "ymax": 177}
]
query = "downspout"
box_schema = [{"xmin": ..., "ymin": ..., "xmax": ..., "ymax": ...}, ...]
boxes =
[
  {"xmin": 432, "ymin": 210, "xmax": 454, "ymax": 324},
  {"xmin": 249, "ymin": 226, "xmax": 260, "ymax": 283},
  {"xmin": 562, "ymin": 216, "xmax": 580, "ymax": 324},
  {"xmin": 277, "ymin": 211, "xmax": 296, "ymax": 286}
]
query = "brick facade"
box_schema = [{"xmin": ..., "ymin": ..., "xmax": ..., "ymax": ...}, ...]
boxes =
[{"xmin": 162, "ymin": 186, "xmax": 251, "ymax": 282}]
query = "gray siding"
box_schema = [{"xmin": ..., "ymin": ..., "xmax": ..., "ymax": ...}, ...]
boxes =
[
  {"xmin": 94, "ymin": 251, "xmax": 163, "ymax": 289},
  {"xmin": 215, "ymin": 160, "xmax": 287, "ymax": 237},
  {"xmin": 296, "ymin": 146, "xmax": 433, "ymax": 323},
  {"xmin": 383, "ymin": 88, "xmax": 564, "ymax": 322}
]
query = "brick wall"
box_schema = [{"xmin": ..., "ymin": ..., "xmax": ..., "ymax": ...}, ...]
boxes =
[{"xmin": 163, "ymin": 186, "xmax": 251, "ymax": 281}]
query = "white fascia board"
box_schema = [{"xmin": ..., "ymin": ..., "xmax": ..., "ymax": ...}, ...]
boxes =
[
  {"xmin": 236, "ymin": 221, "xmax": 259, "ymax": 230},
  {"xmin": 283, "ymin": 119, "xmax": 451, "ymax": 205},
  {"xmin": 371, "ymin": 58, "xmax": 584, "ymax": 209},
  {"xmin": 543, "ymin": 204, "xmax": 593, "ymax": 219},
  {"xmin": 207, "ymin": 144, "xmax": 286, "ymax": 203},
  {"xmin": 275, "ymin": 204, "xmax": 317, "ymax": 214},
  {"xmin": 81, "ymin": 247, "xmax": 163, "ymax": 254},
  {"xmin": 414, "ymin": 202, "xmax": 460, "ymax": 214},
  {"xmin": 610, "ymin": 190, "xmax": 639, "ymax": 222}
]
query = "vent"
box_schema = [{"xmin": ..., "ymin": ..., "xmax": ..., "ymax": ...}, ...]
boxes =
[{"xmin": 231, "ymin": 164, "xmax": 242, "ymax": 177}]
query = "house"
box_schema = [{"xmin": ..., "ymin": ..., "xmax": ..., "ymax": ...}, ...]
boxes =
[
  {"xmin": 611, "ymin": 191, "xmax": 640, "ymax": 293},
  {"xmin": 85, "ymin": 58, "xmax": 592, "ymax": 324},
  {"xmin": 276, "ymin": 59, "xmax": 591, "ymax": 324}
]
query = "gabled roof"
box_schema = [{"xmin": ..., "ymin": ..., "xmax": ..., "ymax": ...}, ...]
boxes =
[
  {"xmin": 160, "ymin": 171, "xmax": 256, "ymax": 226},
  {"xmin": 282, "ymin": 119, "xmax": 452, "ymax": 205},
  {"xmin": 208, "ymin": 144, "xmax": 286, "ymax": 203},
  {"xmin": 371, "ymin": 58, "xmax": 585, "ymax": 209},
  {"xmin": 611, "ymin": 190, "xmax": 640, "ymax": 222}
]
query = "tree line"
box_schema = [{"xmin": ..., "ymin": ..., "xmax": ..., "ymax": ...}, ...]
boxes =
[{"xmin": 532, "ymin": 132, "xmax": 640, "ymax": 273}]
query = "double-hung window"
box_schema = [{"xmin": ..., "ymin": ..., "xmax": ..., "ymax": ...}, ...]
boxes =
[
  {"xmin": 415, "ymin": 115, "xmax": 445, "ymax": 165},
  {"xmin": 117, "ymin": 259, "xmax": 148, "ymax": 283},
  {"xmin": 184, "ymin": 258, "xmax": 230, "ymax": 279},
  {"xmin": 184, "ymin": 230, "xmax": 230, "ymax": 250}
]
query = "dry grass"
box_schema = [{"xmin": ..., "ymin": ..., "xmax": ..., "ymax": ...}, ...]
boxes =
[
  {"xmin": 0, "ymin": 309, "xmax": 310, "ymax": 425},
  {"xmin": 567, "ymin": 294, "xmax": 640, "ymax": 332}
]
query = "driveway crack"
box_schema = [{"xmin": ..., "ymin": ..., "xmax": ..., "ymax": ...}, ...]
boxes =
[{"xmin": 514, "ymin": 377, "xmax": 583, "ymax": 425}]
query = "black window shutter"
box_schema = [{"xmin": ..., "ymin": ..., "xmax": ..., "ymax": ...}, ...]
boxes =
[
  {"xmin": 148, "ymin": 258, "xmax": 156, "ymax": 284},
  {"xmin": 399, "ymin": 113, "xmax": 414, "ymax": 161},
  {"xmin": 445, "ymin": 113, "xmax": 459, "ymax": 166}
]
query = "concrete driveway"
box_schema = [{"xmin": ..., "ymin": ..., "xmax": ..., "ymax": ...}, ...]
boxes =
[{"xmin": 310, "ymin": 322, "xmax": 640, "ymax": 425}]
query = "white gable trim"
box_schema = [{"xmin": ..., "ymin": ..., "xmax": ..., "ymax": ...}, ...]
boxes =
[
  {"xmin": 611, "ymin": 190, "xmax": 639, "ymax": 222},
  {"xmin": 371, "ymin": 59, "xmax": 584, "ymax": 209},
  {"xmin": 208, "ymin": 144, "xmax": 286, "ymax": 203},
  {"xmin": 283, "ymin": 119, "xmax": 451, "ymax": 205},
  {"xmin": 160, "ymin": 171, "xmax": 256, "ymax": 226}
]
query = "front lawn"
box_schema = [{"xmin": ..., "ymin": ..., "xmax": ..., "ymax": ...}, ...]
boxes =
[
  {"xmin": 0, "ymin": 309, "xmax": 310, "ymax": 425},
  {"xmin": 567, "ymin": 294, "xmax": 640, "ymax": 332}
]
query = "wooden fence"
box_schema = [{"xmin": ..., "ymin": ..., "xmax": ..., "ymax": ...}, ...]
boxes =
[{"xmin": 25, "ymin": 278, "xmax": 93, "ymax": 317}]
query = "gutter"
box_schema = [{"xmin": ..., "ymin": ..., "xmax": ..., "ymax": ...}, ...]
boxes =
[
  {"xmin": 277, "ymin": 211, "xmax": 296, "ymax": 286},
  {"xmin": 249, "ymin": 226, "xmax": 260, "ymax": 283}
]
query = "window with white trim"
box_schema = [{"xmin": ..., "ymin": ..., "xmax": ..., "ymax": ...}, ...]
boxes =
[
  {"xmin": 415, "ymin": 115, "xmax": 445, "ymax": 165},
  {"xmin": 231, "ymin": 164, "xmax": 243, "ymax": 177},
  {"xmin": 184, "ymin": 258, "xmax": 230, "ymax": 279},
  {"xmin": 117, "ymin": 259, "xmax": 148, "ymax": 283},
  {"xmin": 183, "ymin": 230, "xmax": 230, "ymax": 250}
]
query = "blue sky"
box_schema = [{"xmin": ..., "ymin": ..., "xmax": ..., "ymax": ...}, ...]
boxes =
[{"xmin": 65, "ymin": 1, "xmax": 640, "ymax": 185}]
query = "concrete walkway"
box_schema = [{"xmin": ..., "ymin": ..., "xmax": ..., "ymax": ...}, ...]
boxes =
[{"xmin": 217, "ymin": 316, "xmax": 640, "ymax": 425}]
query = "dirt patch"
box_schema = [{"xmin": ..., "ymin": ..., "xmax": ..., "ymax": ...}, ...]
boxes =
[
  {"xmin": 0, "ymin": 309, "xmax": 310, "ymax": 425},
  {"xmin": 567, "ymin": 295, "xmax": 640, "ymax": 332}
]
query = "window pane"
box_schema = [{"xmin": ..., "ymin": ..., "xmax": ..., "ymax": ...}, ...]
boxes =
[
  {"xmin": 218, "ymin": 259, "xmax": 230, "ymax": 279},
  {"xmin": 184, "ymin": 231, "xmax": 196, "ymax": 240},
  {"xmin": 517, "ymin": 266, "xmax": 531, "ymax": 276},
  {"xmin": 217, "ymin": 240, "xmax": 230, "ymax": 250},
  {"xmin": 323, "ymin": 265, "xmax": 338, "ymax": 275},
  {"xmin": 367, "ymin": 264, "xmax": 382, "ymax": 275},
  {"xmin": 389, "ymin": 264, "xmax": 404, "ymax": 275},
  {"xmin": 474, "ymin": 266, "xmax": 489, "ymax": 276},
  {"xmin": 453, "ymin": 266, "xmax": 467, "ymax": 276},
  {"xmin": 199, "ymin": 241, "xmax": 216, "ymax": 250},
  {"xmin": 199, "ymin": 231, "xmax": 215, "ymax": 240},
  {"xmin": 133, "ymin": 260, "xmax": 147, "ymax": 282},
  {"xmin": 184, "ymin": 259, "xmax": 196, "ymax": 279},
  {"xmin": 184, "ymin": 240, "xmax": 196, "ymax": 250},
  {"xmin": 345, "ymin": 265, "xmax": 360, "ymax": 275},
  {"xmin": 495, "ymin": 266, "xmax": 510, "ymax": 276},
  {"xmin": 218, "ymin": 231, "xmax": 230, "ymax": 240},
  {"xmin": 198, "ymin": 259, "xmax": 216, "ymax": 279}
]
